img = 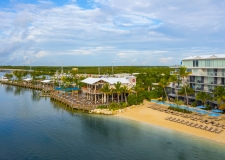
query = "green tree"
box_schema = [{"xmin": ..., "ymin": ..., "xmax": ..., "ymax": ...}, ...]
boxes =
[
  {"xmin": 213, "ymin": 86, "xmax": 225, "ymax": 109},
  {"xmin": 114, "ymin": 82, "xmax": 122, "ymax": 103},
  {"xmin": 196, "ymin": 91, "xmax": 212, "ymax": 106},
  {"xmin": 158, "ymin": 78, "xmax": 170, "ymax": 101},
  {"xmin": 178, "ymin": 66, "xmax": 192, "ymax": 105},
  {"xmin": 100, "ymin": 83, "xmax": 111, "ymax": 104},
  {"xmin": 169, "ymin": 74, "xmax": 181, "ymax": 100},
  {"xmin": 178, "ymin": 85, "xmax": 194, "ymax": 106},
  {"xmin": 4, "ymin": 73, "xmax": 13, "ymax": 80},
  {"xmin": 132, "ymin": 84, "xmax": 144, "ymax": 104},
  {"xmin": 121, "ymin": 86, "xmax": 131, "ymax": 104}
]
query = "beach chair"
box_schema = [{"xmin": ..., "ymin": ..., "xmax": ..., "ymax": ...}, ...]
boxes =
[
  {"xmin": 185, "ymin": 121, "xmax": 190, "ymax": 125},
  {"xmin": 203, "ymin": 125, "xmax": 209, "ymax": 130},
  {"xmin": 217, "ymin": 123, "xmax": 223, "ymax": 127},
  {"xmin": 200, "ymin": 119, "xmax": 206, "ymax": 123},
  {"xmin": 190, "ymin": 123, "xmax": 196, "ymax": 127},
  {"xmin": 215, "ymin": 129, "xmax": 223, "ymax": 134},
  {"xmin": 212, "ymin": 122, "xmax": 219, "ymax": 126},
  {"xmin": 205, "ymin": 120, "xmax": 211, "ymax": 124},
  {"xmin": 200, "ymin": 125, "xmax": 205, "ymax": 129},
  {"xmin": 215, "ymin": 117, "xmax": 222, "ymax": 121},
  {"xmin": 165, "ymin": 117, "xmax": 171, "ymax": 120},
  {"xmin": 188, "ymin": 122, "xmax": 194, "ymax": 126},
  {"xmin": 172, "ymin": 118, "xmax": 177, "ymax": 122},
  {"xmin": 197, "ymin": 124, "xmax": 203, "ymax": 128},
  {"xmin": 180, "ymin": 120, "xmax": 186, "ymax": 124},
  {"xmin": 176, "ymin": 119, "xmax": 181, "ymax": 123},
  {"xmin": 210, "ymin": 127, "xmax": 217, "ymax": 132},
  {"xmin": 206, "ymin": 126, "xmax": 213, "ymax": 131}
]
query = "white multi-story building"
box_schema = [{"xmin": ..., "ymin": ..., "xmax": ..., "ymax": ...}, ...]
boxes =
[{"xmin": 170, "ymin": 54, "xmax": 225, "ymax": 106}]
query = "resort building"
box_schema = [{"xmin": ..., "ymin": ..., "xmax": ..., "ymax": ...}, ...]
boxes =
[
  {"xmin": 81, "ymin": 76, "xmax": 136, "ymax": 104},
  {"xmin": 170, "ymin": 54, "xmax": 225, "ymax": 106}
]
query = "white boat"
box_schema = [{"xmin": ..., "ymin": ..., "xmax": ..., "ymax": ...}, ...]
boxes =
[{"xmin": 0, "ymin": 76, "xmax": 9, "ymax": 82}]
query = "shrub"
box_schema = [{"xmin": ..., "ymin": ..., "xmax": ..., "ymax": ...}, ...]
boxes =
[
  {"xmin": 168, "ymin": 107, "xmax": 192, "ymax": 113},
  {"xmin": 127, "ymin": 95, "xmax": 137, "ymax": 105},
  {"xmin": 97, "ymin": 105, "xmax": 107, "ymax": 109}
]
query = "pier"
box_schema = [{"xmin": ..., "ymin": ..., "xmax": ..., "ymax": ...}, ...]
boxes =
[{"xmin": 0, "ymin": 80, "xmax": 101, "ymax": 112}]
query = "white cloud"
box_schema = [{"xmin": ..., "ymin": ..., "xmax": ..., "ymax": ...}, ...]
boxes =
[
  {"xmin": 1, "ymin": 0, "xmax": 225, "ymax": 65},
  {"xmin": 160, "ymin": 57, "xmax": 173, "ymax": 63}
]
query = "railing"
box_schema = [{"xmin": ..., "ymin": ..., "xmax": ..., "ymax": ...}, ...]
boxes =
[
  {"xmin": 170, "ymin": 65, "xmax": 181, "ymax": 68},
  {"xmin": 82, "ymin": 87, "xmax": 102, "ymax": 94},
  {"xmin": 191, "ymin": 72, "xmax": 225, "ymax": 77}
]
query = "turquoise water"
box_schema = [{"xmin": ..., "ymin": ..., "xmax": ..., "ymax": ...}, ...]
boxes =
[
  {"xmin": 152, "ymin": 100, "xmax": 217, "ymax": 116},
  {"xmin": 1, "ymin": 84, "xmax": 225, "ymax": 159}
]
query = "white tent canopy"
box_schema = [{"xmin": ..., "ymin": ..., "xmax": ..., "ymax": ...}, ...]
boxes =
[
  {"xmin": 41, "ymin": 80, "xmax": 51, "ymax": 83},
  {"xmin": 23, "ymin": 78, "xmax": 32, "ymax": 81},
  {"xmin": 81, "ymin": 77, "xmax": 130, "ymax": 85}
]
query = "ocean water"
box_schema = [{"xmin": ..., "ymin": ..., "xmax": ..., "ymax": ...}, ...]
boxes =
[{"xmin": 0, "ymin": 82, "xmax": 225, "ymax": 159}]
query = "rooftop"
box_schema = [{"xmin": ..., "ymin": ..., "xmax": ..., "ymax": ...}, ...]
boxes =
[
  {"xmin": 81, "ymin": 77, "xmax": 131, "ymax": 85},
  {"xmin": 182, "ymin": 54, "xmax": 225, "ymax": 60}
]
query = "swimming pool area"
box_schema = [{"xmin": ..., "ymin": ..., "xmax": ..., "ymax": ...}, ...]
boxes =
[{"xmin": 151, "ymin": 100, "xmax": 221, "ymax": 117}]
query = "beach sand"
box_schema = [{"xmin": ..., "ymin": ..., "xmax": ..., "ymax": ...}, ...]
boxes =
[{"xmin": 115, "ymin": 100, "xmax": 225, "ymax": 144}]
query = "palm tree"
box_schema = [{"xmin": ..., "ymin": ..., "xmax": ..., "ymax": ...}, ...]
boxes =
[
  {"xmin": 213, "ymin": 86, "xmax": 225, "ymax": 109},
  {"xmin": 178, "ymin": 66, "xmax": 192, "ymax": 106},
  {"xmin": 196, "ymin": 91, "xmax": 212, "ymax": 106},
  {"xmin": 114, "ymin": 82, "xmax": 122, "ymax": 103},
  {"xmin": 178, "ymin": 85, "xmax": 194, "ymax": 105},
  {"xmin": 158, "ymin": 78, "xmax": 170, "ymax": 101},
  {"xmin": 121, "ymin": 86, "xmax": 131, "ymax": 104},
  {"xmin": 100, "ymin": 83, "xmax": 111, "ymax": 104},
  {"xmin": 132, "ymin": 84, "xmax": 144, "ymax": 104},
  {"xmin": 169, "ymin": 74, "xmax": 181, "ymax": 100}
]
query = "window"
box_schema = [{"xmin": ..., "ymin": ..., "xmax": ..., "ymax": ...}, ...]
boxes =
[{"xmin": 193, "ymin": 60, "xmax": 198, "ymax": 67}]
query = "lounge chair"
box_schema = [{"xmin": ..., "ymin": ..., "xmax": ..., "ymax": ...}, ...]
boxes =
[
  {"xmin": 190, "ymin": 123, "xmax": 196, "ymax": 127},
  {"xmin": 217, "ymin": 123, "xmax": 223, "ymax": 127},
  {"xmin": 165, "ymin": 117, "xmax": 171, "ymax": 120},
  {"xmin": 200, "ymin": 125, "xmax": 205, "ymax": 129},
  {"xmin": 206, "ymin": 127, "xmax": 213, "ymax": 131},
  {"xmin": 203, "ymin": 126, "xmax": 209, "ymax": 130},
  {"xmin": 177, "ymin": 119, "xmax": 182, "ymax": 123},
  {"xmin": 210, "ymin": 127, "xmax": 217, "ymax": 132},
  {"xmin": 181, "ymin": 120, "xmax": 186, "ymax": 124},
  {"xmin": 185, "ymin": 121, "xmax": 190, "ymax": 125},
  {"xmin": 172, "ymin": 118, "xmax": 177, "ymax": 122},
  {"xmin": 215, "ymin": 117, "xmax": 222, "ymax": 121},
  {"xmin": 205, "ymin": 120, "xmax": 211, "ymax": 124},
  {"xmin": 188, "ymin": 122, "xmax": 194, "ymax": 126},
  {"xmin": 215, "ymin": 129, "xmax": 223, "ymax": 134},
  {"xmin": 197, "ymin": 124, "xmax": 203, "ymax": 128},
  {"xmin": 200, "ymin": 119, "xmax": 206, "ymax": 123}
]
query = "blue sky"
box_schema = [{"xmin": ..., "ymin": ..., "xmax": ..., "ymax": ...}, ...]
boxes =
[{"xmin": 1, "ymin": 0, "xmax": 225, "ymax": 66}]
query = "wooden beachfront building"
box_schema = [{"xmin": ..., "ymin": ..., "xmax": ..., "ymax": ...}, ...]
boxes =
[{"xmin": 81, "ymin": 76, "xmax": 136, "ymax": 104}]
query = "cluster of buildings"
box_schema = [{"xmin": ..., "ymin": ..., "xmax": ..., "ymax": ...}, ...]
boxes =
[{"xmin": 169, "ymin": 54, "xmax": 225, "ymax": 107}]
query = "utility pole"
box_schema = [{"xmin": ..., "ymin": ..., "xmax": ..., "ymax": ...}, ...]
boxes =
[
  {"xmin": 112, "ymin": 63, "xmax": 114, "ymax": 75},
  {"xmin": 98, "ymin": 67, "xmax": 100, "ymax": 76}
]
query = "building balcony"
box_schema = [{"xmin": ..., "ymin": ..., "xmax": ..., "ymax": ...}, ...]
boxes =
[
  {"xmin": 81, "ymin": 87, "xmax": 102, "ymax": 94},
  {"xmin": 190, "ymin": 72, "xmax": 225, "ymax": 77}
]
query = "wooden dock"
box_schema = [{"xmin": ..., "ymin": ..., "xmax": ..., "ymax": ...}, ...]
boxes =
[
  {"xmin": 50, "ymin": 93, "xmax": 97, "ymax": 112},
  {"xmin": 0, "ymin": 80, "xmax": 97, "ymax": 112}
]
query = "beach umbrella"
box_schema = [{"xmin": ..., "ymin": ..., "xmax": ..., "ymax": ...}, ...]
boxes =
[
  {"xmin": 196, "ymin": 105, "xmax": 206, "ymax": 109},
  {"xmin": 209, "ymin": 113, "xmax": 220, "ymax": 117},
  {"xmin": 212, "ymin": 109, "xmax": 223, "ymax": 113}
]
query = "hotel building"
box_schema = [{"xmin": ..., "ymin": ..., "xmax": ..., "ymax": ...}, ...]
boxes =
[
  {"xmin": 170, "ymin": 54, "xmax": 225, "ymax": 106},
  {"xmin": 81, "ymin": 75, "xmax": 136, "ymax": 104}
]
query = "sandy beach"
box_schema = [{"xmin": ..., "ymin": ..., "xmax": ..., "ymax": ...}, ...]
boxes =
[{"xmin": 115, "ymin": 100, "xmax": 225, "ymax": 144}]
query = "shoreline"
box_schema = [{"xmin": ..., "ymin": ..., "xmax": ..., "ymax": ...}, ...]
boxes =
[{"xmin": 115, "ymin": 100, "xmax": 225, "ymax": 144}]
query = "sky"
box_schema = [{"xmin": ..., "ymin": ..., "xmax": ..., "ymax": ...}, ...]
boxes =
[{"xmin": 1, "ymin": 0, "xmax": 225, "ymax": 66}]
